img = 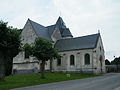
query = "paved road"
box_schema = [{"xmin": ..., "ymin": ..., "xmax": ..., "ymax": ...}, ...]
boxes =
[{"xmin": 15, "ymin": 73, "xmax": 120, "ymax": 90}]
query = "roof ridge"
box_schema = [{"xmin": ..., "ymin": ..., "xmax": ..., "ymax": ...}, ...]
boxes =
[
  {"xmin": 76, "ymin": 33, "xmax": 99, "ymax": 38},
  {"xmin": 28, "ymin": 19, "xmax": 46, "ymax": 28},
  {"xmin": 46, "ymin": 24, "xmax": 55, "ymax": 28},
  {"xmin": 57, "ymin": 33, "xmax": 99, "ymax": 41}
]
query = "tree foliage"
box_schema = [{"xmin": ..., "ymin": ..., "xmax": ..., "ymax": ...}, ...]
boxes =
[
  {"xmin": 23, "ymin": 38, "xmax": 60, "ymax": 79},
  {"xmin": 111, "ymin": 57, "xmax": 120, "ymax": 65},
  {"xmin": 105, "ymin": 59, "xmax": 111, "ymax": 65},
  {"xmin": 0, "ymin": 21, "xmax": 21, "ymax": 57},
  {"xmin": 32, "ymin": 38, "xmax": 60, "ymax": 61},
  {"xmin": 23, "ymin": 43, "xmax": 32, "ymax": 58},
  {"xmin": 0, "ymin": 20, "xmax": 21, "ymax": 81}
]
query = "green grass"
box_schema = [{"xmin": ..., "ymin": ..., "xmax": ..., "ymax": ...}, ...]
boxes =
[{"xmin": 0, "ymin": 73, "xmax": 97, "ymax": 90}]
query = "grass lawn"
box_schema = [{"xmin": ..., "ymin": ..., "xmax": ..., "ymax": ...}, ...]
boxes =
[{"xmin": 0, "ymin": 73, "xmax": 97, "ymax": 90}]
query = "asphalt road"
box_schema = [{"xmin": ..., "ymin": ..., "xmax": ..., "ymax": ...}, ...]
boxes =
[{"xmin": 15, "ymin": 73, "xmax": 120, "ymax": 90}]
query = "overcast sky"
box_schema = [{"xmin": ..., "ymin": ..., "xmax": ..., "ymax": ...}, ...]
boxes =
[{"xmin": 0, "ymin": 0, "xmax": 120, "ymax": 61}]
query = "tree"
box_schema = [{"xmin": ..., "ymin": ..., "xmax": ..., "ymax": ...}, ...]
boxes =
[
  {"xmin": 23, "ymin": 43, "xmax": 33, "ymax": 59},
  {"xmin": 111, "ymin": 57, "xmax": 120, "ymax": 65},
  {"xmin": 5, "ymin": 28, "xmax": 21, "ymax": 76},
  {"xmin": 0, "ymin": 20, "xmax": 21, "ymax": 81},
  {"xmin": 105, "ymin": 59, "xmax": 111, "ymax": 65},
  {"xmin": 23, "ymin": 38, "xmax": 60, "ymax": 79},
  {"xmin": 111, "ymin": 57, "xmax": 120, "ymax": 72}
]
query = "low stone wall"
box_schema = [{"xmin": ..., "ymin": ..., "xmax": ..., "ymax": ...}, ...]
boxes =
[
  {"xmin": 106, "ymin": 65, "xmax": 120, "ymax": 73},
  {"xmin": 13, "ymin": 68, "xmax": 39, "ymax": 75},
  {"xmin": 53, "ymin": 70, "xmax": 94, "ymax": 74}
]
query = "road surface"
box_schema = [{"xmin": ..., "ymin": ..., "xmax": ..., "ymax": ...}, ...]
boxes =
[{"xmin": 15, "ymin": 73, "xmax": 120, "ymax": 90}]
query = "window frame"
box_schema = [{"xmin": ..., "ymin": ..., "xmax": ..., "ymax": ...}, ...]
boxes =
[
  {"xmin": 84, "ymin": 53, "xmax": 90, "ymax": 65},
  {"xmin": 70, "ymin": 55, "xmax": 75, "ymax": 66},
  {"xmin": 57, "ymin": 58, "xmax": 61, "ymax": 66}
]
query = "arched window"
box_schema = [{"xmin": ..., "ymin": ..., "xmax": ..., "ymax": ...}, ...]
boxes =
[
  {"xmin": 85, "ymin": 54, "xmax": 90, "ymax": 65},
  {"xmin": 70, "ymin": 55, "xmax": 75, "ymax": 65},
  {"xmin": 99, "ymin": 55, "xmax": 103, "ymax": 73},
  {"xmin": 57, "ymin": 58, "xmax": 61, "ymax": 66},
  {"xmin": 99, "ymin": 55, "xmax": 103, "ymax": 62},
  {"xmin": 100, "ymin": 46, "xmax": 102, "ymax": 51}
]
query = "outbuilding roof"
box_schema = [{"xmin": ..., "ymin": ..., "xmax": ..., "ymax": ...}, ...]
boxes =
[{"xmin": 55, "ymin": 33, "xmax": 100, "ymax": 51}]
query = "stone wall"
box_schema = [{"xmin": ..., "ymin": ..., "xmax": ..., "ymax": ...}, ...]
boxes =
[
  {"xmin": 51, "ymin": 28, "xmax": 62, "ymax": 42},
  {"xmin": 52, "ymin": 36, "xmax": 105, "ymax": 74},
  {"xmin": 21, "ymin": 19, "xmax": 37, "ymax": 45},
  {"xmin": 13, "ymin": 20, "xmax": 50, "ymax": 74},
  {"xmin": 93, "ymin": 35, "xmax": 106, "ymax": 74}
]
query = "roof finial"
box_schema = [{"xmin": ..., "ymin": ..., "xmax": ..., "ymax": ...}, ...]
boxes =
[{"xmin": 98, "ymin": 29, "xmax": 100, "ymax": 34}]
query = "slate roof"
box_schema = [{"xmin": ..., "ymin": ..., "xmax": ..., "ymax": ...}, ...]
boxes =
[
  {"xmin": 61, "ymin": 28, "xmax": 73, "ymax": 37},
  {"xmin": 28, "ymin": 17, "xmax": 73, "ymax": 40},
  {"xmin": 28, "ymin": 19, "xmax": 52, "ymax": 41},
  {"xmin": 56, "ymin": 17, "xmax": 73, "ymax": 37},
  {"xmin": 55, "ymin": 33, "xmax": 100, "ymax": 51},
  {"xmin": 56, "ymin": 17, "xmax": 66, "ymax": 28},
  {"xmin": 46, "ymin": 25, "xmax": 55, "ymax": 36}
]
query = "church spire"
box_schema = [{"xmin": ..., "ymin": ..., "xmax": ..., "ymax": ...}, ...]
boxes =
[
  {"xmin": 98, "ymin": 29, "xmax": 100, "ymax": 33},
  {"xmin": 56, "ymin": 16, "xmax": 66, "ymax": 28}
]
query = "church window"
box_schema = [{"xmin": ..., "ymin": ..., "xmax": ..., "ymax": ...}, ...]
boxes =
[
  {"xmin": 85, "ymin": 54, "xmax": 90, "ymax": 65},
  {"xmin": 100, "ymin": 46, "xmax": 101, "ymax": 51},
  {"xmin": 70, "ymin": 55, "xmax": 75, "ymax": 65},
  {"xmin": 57, "ymin": 58, "xmax": 61, "ymax": 66}
]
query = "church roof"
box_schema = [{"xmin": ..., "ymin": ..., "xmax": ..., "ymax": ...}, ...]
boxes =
[
  {"xmin": 46, "ymin": 25, "xmax": 55, "ymax": 36},
  {"xmin": 56, "ymin": 17, "xmax": 65, "ymax": 28},
  {"xmin": 27, "ymin": 17, "xmax": 73, "ymax": 40},
  {"xmin": 55, "ymin": 17, "xmax": 73, "ymax": 37},
  {"xmin": 28, "ymin": 19, "xmax": 52, "ymax": 41},
  {"xmin": 61, "ymin": 28, "xmax": 73, "ymax": 37},
  {"xmin": 55, "ymin": 33, "xmax": 100, "ymax": 51}
]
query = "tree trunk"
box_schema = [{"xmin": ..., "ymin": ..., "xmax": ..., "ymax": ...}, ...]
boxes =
[
  {"xmin": 5, "ymin": 58, "xmax": 13, "ymax": 76},
  {"xmin": 40, "ymin": 60, "xmax": 46, "ymax": 79},
  {"xmin": 0, "ymin": 52, "xmax": 5, "ymax": 81},
  {"xmin": 50, "ymin": 59, "xmax": 53, "ymax": 72}
]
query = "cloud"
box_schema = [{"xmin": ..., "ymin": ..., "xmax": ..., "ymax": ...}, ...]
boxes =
[
  {"xmin": 0, "ymin": 0, "xmax": 59, "ymax": 28},
  {"xmin": 52, "ymin": 0, "xmax": 120, "ymax": 60},
  {"xmin": 0, "ymin": 0, "xmax": 120, "ymax": 60}
]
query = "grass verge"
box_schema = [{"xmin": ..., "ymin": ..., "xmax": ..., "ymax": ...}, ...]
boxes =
[{"xmin": 0, "ymin": 73, "xmax": 98, "ymax": 90}]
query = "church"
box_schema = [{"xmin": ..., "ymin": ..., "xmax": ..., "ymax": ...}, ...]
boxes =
[{"xmin": 13, "ymin": 17, "xmax": 106, "ymax": 75}]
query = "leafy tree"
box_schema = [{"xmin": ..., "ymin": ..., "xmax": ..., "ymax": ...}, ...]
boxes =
[
  {"xmin": 111, "ymin": 57, "xmax": 120, "ymax": 65},
  {"xmin": 23, "ymin": 38, "xmax": 60, "ymax": 79},
  {"xmin": 5, "ymin": 28, "xmax": 21, "ymax": 76},
  {"xmin": 0, "ymin": 20, "xmax": 21, "ymax": 81},
  {"xmin": 23, "ymin": 43, "xmax": 33, "ymax": 59},
  {"xmin": 111, "ymin": 57, "xmax": 120, "ymax": 72},
  {"xmin": 105, "ymin": 59, "xmax": 111, "ymax": 65}
]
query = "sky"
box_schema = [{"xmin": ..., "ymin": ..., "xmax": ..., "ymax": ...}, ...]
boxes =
[{"xmin": 0, "ymin": 0, "xmax": 120, "ymax": 61}]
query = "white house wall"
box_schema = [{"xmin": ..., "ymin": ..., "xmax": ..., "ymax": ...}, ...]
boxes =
[{"xmin": 51, "ymin": 27, "xmax": 62, "ymax": 42}]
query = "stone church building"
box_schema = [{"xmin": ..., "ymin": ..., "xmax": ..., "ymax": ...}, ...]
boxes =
[{"xmin": 13, "ymin": 17, "xmax": 105, "ymax": 74}]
